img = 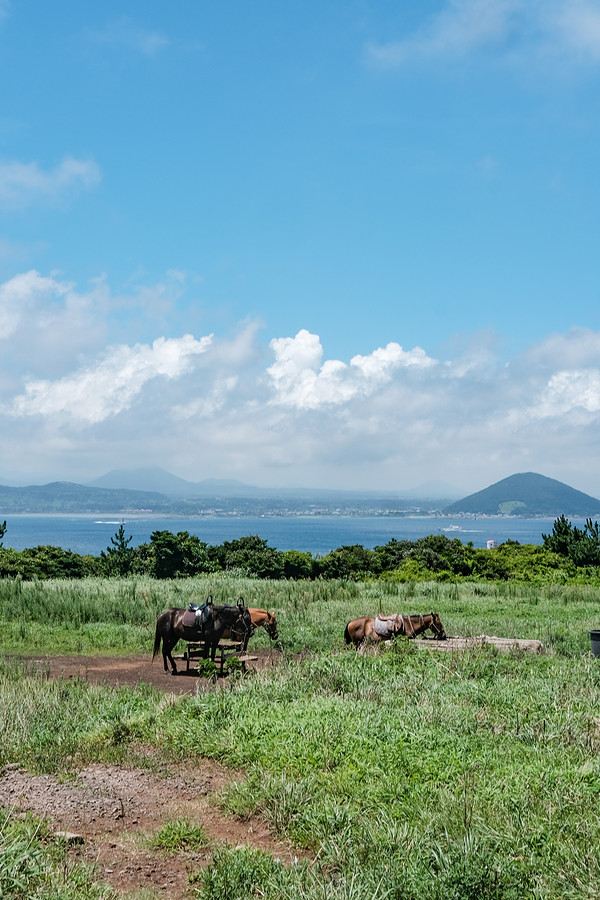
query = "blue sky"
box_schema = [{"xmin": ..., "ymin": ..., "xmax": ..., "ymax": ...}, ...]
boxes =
[{"xmin": 2, "ymin": 0, "xmax": 600, "ymax": 496}]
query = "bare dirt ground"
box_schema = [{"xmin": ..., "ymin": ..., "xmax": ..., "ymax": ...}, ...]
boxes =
[
  {"xmin": 19, "ymin": 648, "xmax": 283, "ymax": 695},
  {"xmin": 2, "ymin": 649, "xmax": 301, "ymax": 900},
  {"xmin": 1, "ymin": 758, "xmax": 302, "ymax": 900}
]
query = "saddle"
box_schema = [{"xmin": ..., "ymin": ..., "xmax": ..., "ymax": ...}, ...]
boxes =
[
  {"xmin": 374, "ymin": 614, "xmax": 402, "ymax": 637},
  {"xmin": 183, "ymin": 600, "xmax": 213, "ymax": 632}
]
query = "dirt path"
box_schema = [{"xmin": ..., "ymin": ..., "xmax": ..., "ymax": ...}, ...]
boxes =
[
  {"xmin": 1, "ymin": 758, "xmax": 301, "ymax": 899},
  {"xmin": 18, "ymin": 648, "xmax": 283, "ymax": 695},
  {"xmin": 3, "ymin": 650, "xmax": 300, "ymax": 899}
]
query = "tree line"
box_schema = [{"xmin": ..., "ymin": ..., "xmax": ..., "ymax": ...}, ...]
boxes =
[{"xmin": 0, "ymin": 516, "xmax": 599, "ymax": 582}]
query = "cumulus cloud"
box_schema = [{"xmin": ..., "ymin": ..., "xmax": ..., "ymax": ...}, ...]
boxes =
[
  {"xmin": 0, "ymin": 156, "xmax": 101, "ymax": 209},
  {"xmin": 8, "ymin": 334, "xmax": 212, "ymax": 424},
  {"xmin": 267, "ymin": 329, "xmax": 436, "ymax": 409},
  {"xmin": 365, "ymin": 0, "xmax": 600, "ymax": 68},
  {"xmin": 529, "ymin": 369, "xmax": 600, "ymax": 418},
  {"xmin": 2, "ymin": 271, "xmax": 600, "ymax": 494},
  {"xmin": 0, "ymin": 270, "xmax": 66, "ymax": 340},
  {"xmin": 0, "ymin": 269, "xmax": 197, "ymax": 386}
]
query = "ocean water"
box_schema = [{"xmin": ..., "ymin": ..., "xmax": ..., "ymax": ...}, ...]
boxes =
[{"xmin": 0, "ymin": 514, "xmax": 580, "ymax": 557}]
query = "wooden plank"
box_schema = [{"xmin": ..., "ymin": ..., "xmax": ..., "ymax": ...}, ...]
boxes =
[
  {"xmin": 184, "ymin": 640, "xmax": 254, "ymax": 674},
  {"xmin": 413, "ymin": 635, "xmax": 544, "ymax": 653}
]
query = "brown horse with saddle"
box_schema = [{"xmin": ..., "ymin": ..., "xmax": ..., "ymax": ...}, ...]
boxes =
[
  {"xmin": 344, "ymin": 611, "xmax": 447, "ymax": 649},
  {"xmin": 153, "ymin": 599, "xmax": 254, "ymax": 674}
]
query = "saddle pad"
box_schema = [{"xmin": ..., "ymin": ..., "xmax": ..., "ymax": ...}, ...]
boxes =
[
  {"xmin": 182, "ymin": 609, "xmax": 198, "ymax": 628},
  {"xmin": 374, "ymin": 616, "xmax": 394, "ymax": 637}
]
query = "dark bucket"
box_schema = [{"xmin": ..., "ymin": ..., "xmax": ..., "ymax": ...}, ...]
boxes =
[{"xmin": 590, "ymin": 631, "xmax": 600, "ymax": 658}]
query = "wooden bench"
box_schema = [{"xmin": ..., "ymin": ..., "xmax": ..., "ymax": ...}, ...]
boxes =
[{"xmin": 183, "ymin": 640, "xmax": 258, "ymax": 676}]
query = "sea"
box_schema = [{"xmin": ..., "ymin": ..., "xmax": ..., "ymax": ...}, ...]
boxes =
[{"xmin": 0, "ymin": 514, "xmax": 584, "ymax": 557}]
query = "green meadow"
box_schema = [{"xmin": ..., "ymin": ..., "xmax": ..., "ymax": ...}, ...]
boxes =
[{"xmin": 2, "ymin": 575, "xmax": 600, "ymax": 898}]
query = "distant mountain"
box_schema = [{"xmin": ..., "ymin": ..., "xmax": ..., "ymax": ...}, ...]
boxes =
[
  {"xmin": 88, "ymin": 466, "xmax": 456, "ymax": 503},
  {"xmin": 89, "ymin": 468, "xmax": 320, "ymax": 499},
  {"xmin": 87, "ymin": 467, "xmax": 240, "ymax": 497},
  {"xmin": 444, "ymin": 473, "xmax": 600, "ymax": 517},
  {"xmin": 0, "ymin": 481, "xmax": 170, "ymax": 514},
  {"xmin": 0, "ymin": 467, "xmax": 462, "ymax": 516},
  {"xmin": 0, "ymin": 477, "xmax": 444, "ymax": 516}
]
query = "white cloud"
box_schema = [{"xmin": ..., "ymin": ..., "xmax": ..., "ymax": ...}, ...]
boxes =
[
  {"xmin": 0, "ymin": 157, "xmax": 101, "ymax": 209},
  {"xmin": 0, "ymin": 269, "xmax": 199, "ymax": 388},
  {"xmin": 3, "ymin": 271, "xmax": 600, "ymax": 494},
  {"xmin": 267, "ymin": 329, "xmax": 436, "ymax": 409},
  {"xmin": 551, "ymin": 1, "xmax": 600, "ymax": 61},
  {"xmin": 530, "ymin": 369, "xmax": 600, "ymax": 418},
  {"xmin": 89, "ymin": 17, "xmax": 170, "ymax": 56},
  {"xmin": 8, "ymin": 334, "xmax": 212, "ymax": 424},
  {"xmin": 365, "ymin": 0, "xmax": 600, "ymax": 68},
  {"xmin": 0, "ymin": 270, "xmax": 71, "ymax": 340},
  {"xmin": 365, "ymin": 0, "xmax": 522, "ymax": 67}
]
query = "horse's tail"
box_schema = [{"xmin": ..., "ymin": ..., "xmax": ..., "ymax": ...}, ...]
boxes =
[
  {"xmin": 152, "ymin": 621, "xmax": 162, "ymax": 662},
  {"xmin": 344, "ymin": 623, "xmax": 351, "ymax": 644}
]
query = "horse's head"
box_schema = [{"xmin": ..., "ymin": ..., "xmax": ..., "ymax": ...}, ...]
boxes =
[
  {"xmin": 430, "ymin": 611, "xmax": 447, "ymax": 640},
  {"xmin": 264, "ymin": 610, "xmax": 278, "ymax": 641}
]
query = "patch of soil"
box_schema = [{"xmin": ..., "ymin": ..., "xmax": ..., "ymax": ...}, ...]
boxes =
[
  {"xmin": 1, "ymin": 757, "xmax": 302, "ymax": 900},
  {"xmin": 2, "ymin": 650, "xmax": 303, "ymax": 899},
  {"xmin": 18, "ymin": 649, "xmax": 283, "ymax": 695}
]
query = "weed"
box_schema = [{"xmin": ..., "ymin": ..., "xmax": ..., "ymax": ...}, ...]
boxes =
[{"xmin": 149, "ymin": 818, "xmax": 210, "ymax": 852}]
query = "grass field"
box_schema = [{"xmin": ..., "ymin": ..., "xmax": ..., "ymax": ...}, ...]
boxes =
[{"xmin": 2, "ymin": 575, "xmax": 600, "ymax": 898}]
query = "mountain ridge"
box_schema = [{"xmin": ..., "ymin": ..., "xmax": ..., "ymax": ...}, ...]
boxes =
[
  {"xmin": 444, "ymin": 472, "xmax": 600, "ymax": 517},
  {"xmin": 87, "ymin": 467, "xmax": 463, "ymax": 501},
  {"xmin": 1, "ymin": 470, "xmax": 597, "ymax": 517}
]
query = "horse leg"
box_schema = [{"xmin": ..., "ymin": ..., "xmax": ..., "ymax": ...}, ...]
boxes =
[{"xmin": 163, "ymin": 638, "xmax": 178, "ymax": 675}]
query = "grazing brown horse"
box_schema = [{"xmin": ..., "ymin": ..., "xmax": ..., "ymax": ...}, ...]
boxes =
[
  {"xmin": 153, "ymin": 601, "xmax": 253, "ymax": 675},
  {"xmin": 220, "ymin": 605, "xmax": 278, "ymax": 643},
  {"xmin": 344, "ymin": 611, "xmax": 447, "ymax": 649}
]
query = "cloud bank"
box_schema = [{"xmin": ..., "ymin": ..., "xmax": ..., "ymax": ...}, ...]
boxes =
[{"xmin": 1, "ymin": 270, "xmax": 600, "ymax": 496}]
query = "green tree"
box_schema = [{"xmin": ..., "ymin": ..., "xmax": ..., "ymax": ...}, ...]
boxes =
[
  {"xmin": 150, "ymin": 530, "xmax": 218, "ymax": 578},
  {"xmin": 0, "ymin": 520, "xmax": 6, "ymax": 546},
  {"xmin": 281, "ymin": 549, "xmax": 315, "ymax": 579},
  {"xmin": 211, "ymin": 535, "xmax": 284, "ymax": 579},
  {"xmin": 100, "ymin": 523, "xmax": 135, "ymax": 577},
  {"xmin": 542, "ymin": 515, "xmax": 573, "ymax": 557},
  {"xmin": 0, "ymin": 545, "xmax": 90, "ymax": 579},
  {"xmin": 543, "ymin": 515, "xmax": 600, "ymax": 567},
  {"xmin": 315, "ymin": 544, "xmax": 377, "ymax": 580}
]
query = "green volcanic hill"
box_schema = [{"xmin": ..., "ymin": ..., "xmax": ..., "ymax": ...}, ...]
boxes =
[{"xmin": 444, "ymin": 472, "xmax": 600, "ymax": 517}]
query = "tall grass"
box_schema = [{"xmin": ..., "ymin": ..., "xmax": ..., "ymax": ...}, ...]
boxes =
[
  {"xmin": 1, "ymin": 574, "xmax": 598, "ymax": 656},
  {"xmin": 3, "ymin": 628, "xmax": 600, "ymax": 895},
  {"xmin": 3, "ymin": 576, "xmax": 600, "ymax": 896}
]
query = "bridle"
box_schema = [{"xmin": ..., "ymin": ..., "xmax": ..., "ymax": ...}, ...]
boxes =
[
  {"xmin": 394, "ymin": 614, "xmax": 424, "ymax": 637},
  {"xmin": 263, "ymin": 618, "xmax": 278, "ymax": 641}
]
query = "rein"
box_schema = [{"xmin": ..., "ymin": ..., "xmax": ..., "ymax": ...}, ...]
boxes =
[{"xmin": 396, "ymin": 614, "xmax": 425, "ymax": 636}]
